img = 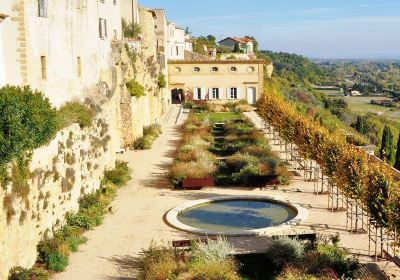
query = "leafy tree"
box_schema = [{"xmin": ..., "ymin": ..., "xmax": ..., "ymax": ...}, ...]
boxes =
[
  {"xmin": 395, "ymin": 133, "xmax": 400, "ymax": 170},
  {"xmin": 206, "ymin": 35, "xmax": 216, "ymax": 43},
  {"xmin": 185, "ymin": 26, "xmax": 191, "ymax": 35},
  {"xmin": 0, "ymin": 85, "xmax": 58, "ymax": 166},
  {"xmin": 233, "ymin": 43, "xmax": 240, "ymax": 53},
  {"xmin": 193, "ymin": 36, "xmax": 217, "ymax": 55},
  {"xmin": 379, "ymin": 125, "xmax": 394, "ymax": 163}
]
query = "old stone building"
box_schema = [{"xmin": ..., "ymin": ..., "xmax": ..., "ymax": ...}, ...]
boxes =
[
  {"xmin": 0, "ymin": 1, "xmax": 171, "ymax": 277},
  {"xmin": 168, "ymin": 59, "xmax": 271, "ymax": 104}
]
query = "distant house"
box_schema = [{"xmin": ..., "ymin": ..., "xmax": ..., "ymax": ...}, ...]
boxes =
[
  {"xmin": 351, "ymin": 90, "xmax": 362, "ymax": 96},
  {"xmin": 218, "ymin": 37, "xmax": 254, "ymax": 54},
  {"xmin": 167, "ymin": 22, "xmax": 186, "ymax": 60}
]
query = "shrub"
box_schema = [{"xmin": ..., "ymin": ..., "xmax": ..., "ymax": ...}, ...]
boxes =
[
  {"xmin": 37, "ymin": 238, "xmax": 69, "ymax": 272},
  {"xmin": 132, "ymin": 125, "xmax": 162, "ymax": 150},
  {"xmin": 232, "ymin": 164, "xmax": 259, "ymax": 184},
  {"xmin": 265, "ymin": 237, "xmax": 305, "ymax": 268},
  {"xmin": 191, "ymin": 237, "xmax": 233, "ymax": 262},
  {"xmin": 226, "ymin": 153, "xmax": 259, "ymax": 172},
  {"xmin": 103, "ymin": 160, "xmax": 131, "ymax": 186},
  {"xmin": 122, "ymin": 19, "xmax": 141, "ymax": 38},
  {"xmin": 157, "ymin": 73, "xmax": 167, "ymax": 89},
  {"xmin": 277, "ymin": 267, "xmax": 319, "ymax": 280},
  {"xmin": 139, "ymin": 245, "xmax": 183, "ymax": 280},
  {"xmin": 188, "ymin": 259, "xmax": 240, "ymax": 280},
  {"xmin": 169, "ymin": 160, "xmax": 217, "ymax": 188},
  {"xmin": 57, "ymin": 102, "xmax": 95, "ymax": 129},
  {"xmin": 8, "ymin": 266, "xmax": 48, "ymax": 280},
  {"xmin": 126, "ymin": 80, "xmax": 145, "ymax": 98},
  {"xmin": 0, "ymin": 85, "xmax": 58, "ymax": 166}
]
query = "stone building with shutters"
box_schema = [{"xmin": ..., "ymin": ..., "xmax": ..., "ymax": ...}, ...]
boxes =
[{"xmin": 168, "ymin": 58, "xmax": 272, "ymax": 104}]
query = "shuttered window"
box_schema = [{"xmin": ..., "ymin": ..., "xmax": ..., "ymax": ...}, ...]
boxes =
[
  {"xmin": 99, "ymin": 18, "xmax": 107, "ymax": 39},
  {"xmin": 38, "ymin": 0, "xmax": 47, "ymax": 17}
]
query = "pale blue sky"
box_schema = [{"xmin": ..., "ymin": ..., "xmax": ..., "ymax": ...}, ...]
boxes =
[{"xmin": 141, "ymin": 0, "xmax": 400, "ymax": 59}]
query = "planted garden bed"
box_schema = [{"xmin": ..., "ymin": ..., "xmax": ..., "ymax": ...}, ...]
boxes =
[{"xmin": 168, "ymin": 110, "xmax": 291, "ymax": 188}]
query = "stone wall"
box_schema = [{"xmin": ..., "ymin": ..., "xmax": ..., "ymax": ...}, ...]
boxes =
[{"xmin": 0, "ymin": 88, "xmax": 120, "ymax": 278}]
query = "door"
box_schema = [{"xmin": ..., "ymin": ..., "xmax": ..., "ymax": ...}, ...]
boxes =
[{"xmin": 247, "ymin": 87, "xmax": 256, "ymax": 104}]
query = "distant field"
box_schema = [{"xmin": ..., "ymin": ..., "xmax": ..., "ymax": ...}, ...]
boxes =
[{"xmin": 333, "ymin": 96, "xmax": 400, "ymax": 128}]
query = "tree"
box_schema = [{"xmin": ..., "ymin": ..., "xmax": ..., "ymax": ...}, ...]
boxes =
[
  {"xmin": 185, "ymin": 26, "xmax": 191, "ymax": 35},
  {"xmin": 395, "ymin": 133, "xmax": 400, "ymax": 170},
  {"xmin": 233, "ymin": 43, "xmax": 240, "ymax": 53},
  {"xmin": 379, "ymin": 125, "xmax": 394, "ymax": 163},
  {"xmin": 206, "ymin": 35, "xmax": 216, "ymax": 43},
  {"xmin": 355, "ymin": 116, "xmax": 365, "ymax": 134}
]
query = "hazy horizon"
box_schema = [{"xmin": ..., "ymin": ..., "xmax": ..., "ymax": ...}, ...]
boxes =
[{"xmin": 141, "ymin": 0, "xmax": 400, "ymax": 60}]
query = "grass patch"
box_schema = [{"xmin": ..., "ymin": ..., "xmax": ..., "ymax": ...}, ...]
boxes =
[
  {"xmin": 132, "ymin": 124, "xmax": 162, "ymax": 150},
  {"xmin": 35, "ymin": 161, "xmax": 131, "ymax": 273},
  {"xmin": 195, "ymin": 112, "xmax": 241, "ymax": 123}
]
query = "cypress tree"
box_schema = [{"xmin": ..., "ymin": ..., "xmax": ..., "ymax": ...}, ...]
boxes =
[
  {"xmin": 394, "ymin": 133, "xmax": 400, "ymax": 170},
  {"xmin": 233, "ymin": 43, "xmax": 240, "ymax": 53},
  {"xmin": 355, "ymin": 115, "xmax": 365, "ymax": 134},
  {"xmin": 379, "ymin": 125, "xmax": 394, "ymax": 163}
]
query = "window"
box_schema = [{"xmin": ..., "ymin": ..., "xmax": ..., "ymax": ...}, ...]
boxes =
[
  {"xmin": 194, "ymin": 88, "xmax": 202, "ymax": 100},
  {"xmin": 40, "ymin": 56, "xmax": 47, "ymax": 80},
  {"xmin": 114, "ymin": 29, "xmax": 117, "ymax": 40},
  {"xmin": 100, "ymin": 0, "xmax": 105, "ymax": 3},
  {"xmin": 230, "ymin": 66, "xmax": 237, "ymax": 72},
  {"xmin": 211, "ymin": 67, "xmax": 218, "ymax": 72},
  {"xmin": 174, "ymin": 67, "xmax": 181, "ymax": 73},
  {"xmin": 77, "ymin": 57, "xmax": 82, "ymax": 77},
  {"xmin": 247, "ymin": 66, "xmax": 255, "ymax": 72},
  {"xmin": 38, "ymin": 0, "xmax": 47, "ymax": 17},
  {"xmin": 230, "ymin": 88, "xmax": 238, "ymax": 99},
  {"xmin": 212, "ymin": 88, "xmax": 219, "ymax": 99},
  {"xmin": 99, "ymin": 18, "xmax": 107, "ymax": 39},
  {"xmin": 176, "ymin": 46, "xmax": 179, "ymax": 55},
  {"xmin": 193, "ymin": 67, "xmax": 200, "ymax": 72},
  {"xmin": 113, "ymin": 0, "xmax": 117, "ymax": 4}
]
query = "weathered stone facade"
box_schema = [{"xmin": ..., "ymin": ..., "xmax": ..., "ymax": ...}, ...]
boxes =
[{"xmin": 0, "ymin": 1, "xmax": 170, "ymax": 278}]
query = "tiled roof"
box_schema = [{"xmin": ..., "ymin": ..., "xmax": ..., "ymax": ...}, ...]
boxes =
[{"xmin": 219, "ymin": 37, "xmax": 253, "ymax": 44}]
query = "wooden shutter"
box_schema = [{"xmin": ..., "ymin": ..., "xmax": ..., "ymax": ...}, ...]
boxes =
[
  {"xmin": 99, "ymin": 19, "xmax": 103, "ymax": 38},
  {"xmin": 208, "ymin": 88, "xmax": 213, "ymax": 100},
  {"xmin": 219, "ymin": 88, "xmax": 224, "ymax": 99},
  {"xmin": 237, "ymin": 88, "xmax": 242, "ymax": 99},
  {"xmin": 201, "ymin": 88, "xmax": 206, "ymax": 99},
  {"xmin": 104, "ymin": 19, "xmax": 107, "ymax": 38},
  {"xmin": 193, "ymin": 88, "xmax": 198, "ymax": 100}
]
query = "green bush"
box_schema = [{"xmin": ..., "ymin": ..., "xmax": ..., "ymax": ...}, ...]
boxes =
[
  {"xmin": 132, "ymin": 124, "xmax": 162, "ymax": 150},
  {"xmin": 0, "ymin": 85, "xmax": 58, "ymax": 166},
  {"xmin": 8, "ymin": 266, "xmax": 48, "ymax": 280},
  {"xmin": 122, "ymin": 19, "xmax": 142, "ymax": 38},
  {"xmin": 265, "ymin": 237, "xmax": 305, "ymax": 268},
  {"xmin": 37, "ymin": 238, "xmax": 69, "ymax": 272},
  {"xmin": 57, "ymin": 102, "xmax": 95, "ymax": 129},
  {"xmin": 157, "ymin": 73, "xmax": 167, "ymax": 89},
  {"xmin": 103, "ymin": 160, "xmax": 132, "ymax": 186},
  {"xmin": 126, "ymin": 80, "xmax": 145, "ymax": 98}
]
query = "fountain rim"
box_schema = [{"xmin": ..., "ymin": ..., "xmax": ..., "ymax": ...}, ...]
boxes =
[{"xmin": 165, "ymin": 195, "xmax": 309, "ymax": 237}]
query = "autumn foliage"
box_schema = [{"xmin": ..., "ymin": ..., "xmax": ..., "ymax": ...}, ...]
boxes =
[{"xmin": 258, "ymin": 91, "xmax": 400, "ymax": 241}]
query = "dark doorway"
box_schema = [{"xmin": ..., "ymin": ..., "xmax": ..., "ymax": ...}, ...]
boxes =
[{"xmin": 171, "ymin": 88, "xmax": 184, "ymax": 104}]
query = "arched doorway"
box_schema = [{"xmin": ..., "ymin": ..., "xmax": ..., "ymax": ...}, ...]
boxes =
[{"xmin": 171, "ymin": 88, "xmax": 184, "ymax": 104}]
